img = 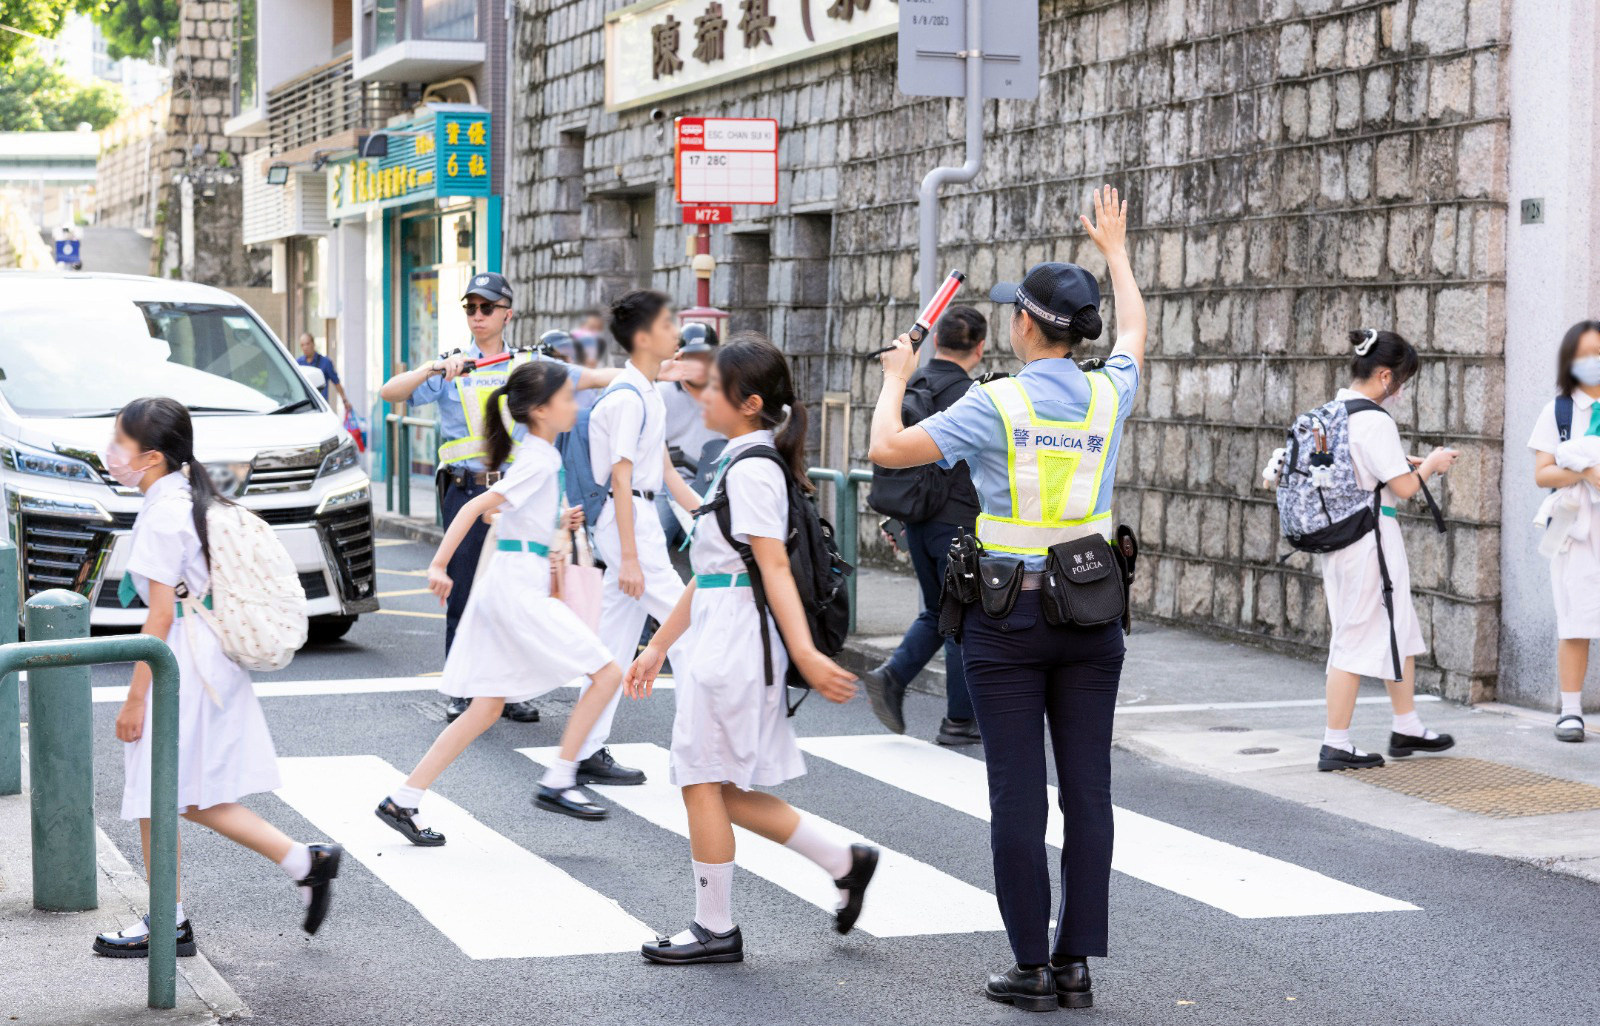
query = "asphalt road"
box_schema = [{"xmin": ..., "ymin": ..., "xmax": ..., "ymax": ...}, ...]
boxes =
[{"xmin": 67, "ymin": 538, "xmax": 1600, "ymax": 1026}]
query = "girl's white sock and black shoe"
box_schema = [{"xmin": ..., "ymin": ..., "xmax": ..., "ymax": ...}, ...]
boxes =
[
  {"xmin": 374, "ymin": 786, "xmax": 446, "ymax": 846},
  {"xmin": 92, "ymin": 903, "xmax": 197, "ymax": 959},
  {"xmin": 1318, "ymin": 728, "xmax": 1384, "ymax": 771},
  {"xmin": 1388, "ymin": 711, "xmax": 1455, "ymax": 758},
  {"xmin": 639, "ymin": 861, "xmax": 744, "ymax": 966},
  {"xmin": 534, "ymin": 759, "xmax": 608, "ymax": 821},
  {"xmin": 783, "ymin": 816, "xmax": 879, "ymax": 935},
  {"xmin": 1557, "ymin": 692, "xmax": 1586, "ymax": 742}
]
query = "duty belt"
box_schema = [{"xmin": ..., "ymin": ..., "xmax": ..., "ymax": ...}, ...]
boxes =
[{"xmin": 442, "ymin": 467, "xmax": 503, "ymax": 490}]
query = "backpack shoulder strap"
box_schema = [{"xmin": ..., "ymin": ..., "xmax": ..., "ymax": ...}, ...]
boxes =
[
  {"xmin": 1557, "ymin": 394, "xmax": 1574, "ymax": 442},
  {"xmin": 705, "ymin": 444, "xmax": 788, "ymax": 688},
  {"xmin": 1342, "ymin": 397, "xmax": 1388, "ymax": 418}
]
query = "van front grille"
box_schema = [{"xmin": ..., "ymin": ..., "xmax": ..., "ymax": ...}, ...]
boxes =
[
  {"xmin": 19, "ymin": 514, "xmax": 113, "ymax": 598},
  {"xmin": 320, "ymin": 503, "xmax": 375, "ymax": 601}
]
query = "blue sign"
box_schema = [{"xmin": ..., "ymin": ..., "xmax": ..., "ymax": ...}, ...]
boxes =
[{"xmin": 54, "ymin": 239, "xmax": 79, "ymax": 263}]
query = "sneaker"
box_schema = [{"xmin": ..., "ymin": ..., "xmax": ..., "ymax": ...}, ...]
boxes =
[
  {"xmin": 1317, "ymin": 744, "xmax": 1384, "ymax": 771},
  {"xmin": 1556, "ymin": 715, "xmax": 1586, "ymax": 743},
  {"xmin": 575, "ymin": 747, "xmax": 646, "ymax": 786},
  {"xmin": 862, "ymin": 664, "xmax": 908, "ymax": 735}
]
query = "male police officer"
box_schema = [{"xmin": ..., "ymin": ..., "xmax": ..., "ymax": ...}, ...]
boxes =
[{"xmin": 869, "ymin": 188, "xmax": 1146, "ymax": 1012}]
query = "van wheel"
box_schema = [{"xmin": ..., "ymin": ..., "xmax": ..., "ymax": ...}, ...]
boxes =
[{"xmin": 307, "ymin": 615, "xmax": 357, "ymax": 645}]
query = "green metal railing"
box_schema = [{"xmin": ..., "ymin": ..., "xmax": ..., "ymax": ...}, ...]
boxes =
[
  {"xmin": 383, "ymin": 412, "xmax": 439, "ymax": 523},
  {"xmin": 807, "ymin": 467, "xmax": 874, "ymax": 632},
  {"xmin": 1, "ymin": 541, "xmax": 18, "ymax": 796},
  {"xmin": 0, "ymin": 589, "xmax": 182, "ymax": 1010}
]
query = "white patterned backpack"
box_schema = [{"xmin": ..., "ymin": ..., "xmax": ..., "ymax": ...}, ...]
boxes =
[{"xmin": 179, "ymin": 502, "xmax": 308, "ymax": 671}]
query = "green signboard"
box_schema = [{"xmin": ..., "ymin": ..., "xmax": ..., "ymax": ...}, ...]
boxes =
[{"xmin": 328, "ymin": 106, "xmax": 492, "ymax": 220}]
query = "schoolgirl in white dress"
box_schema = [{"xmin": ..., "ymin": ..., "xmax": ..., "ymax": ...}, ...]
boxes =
[
  {"xmin": 375, "ymin": 361, "xmax": 627, "ymax": 839},
  {"xmin": 1316, "ymin": 330, "xmax": 1459, "ymax": 771},
  {"xmin": 1527, "ymin": 319, "xmax": 1600, "ymax": 742},
  {"xmin": 624, "ymin": 335, "xmax": 878, "ymax": 966},
  {"xmin": 96, "ymin": 397, "xmax": 341, "ymax": 959}
]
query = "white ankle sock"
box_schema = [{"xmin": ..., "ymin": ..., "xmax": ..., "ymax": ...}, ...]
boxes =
[
  {"xmin": 1323, "ymin": 728, "xmax": 1356, "ymax": 753},
  {"xmin": 392, "ymin": 784, "xmax": 426, "ymax": 810},
  {"xmin": 1561, "ymin": 691, "xmax": 1583, "ymax": 718},
  {"xmin": 280, "ymin": 843, "xmax": 313, "ymax": 907},
  {"xmin": 540, "ymin": 758, "xmax": 580, "ymax": 791},
  {"xmin": 1392, "ymin": 711, "xmax": 1435, "ymax": 739},
  {"xmin": 123, "ymin": 901, "xmax": 185, "ymax": 938},
  {"xmin": 691, "ymin": 860, "xmax": 735, "ymax": 935},
  {"xmin": 784, "ymin": 816, "xmax": 854, "ymax": 880}
]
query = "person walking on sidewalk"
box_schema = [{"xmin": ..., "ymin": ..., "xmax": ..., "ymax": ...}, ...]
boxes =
[
  {"xmin": 862, "ymin": 305, "xmax": 987, "ymax": 746},
  {"xmin": 96, "ymin": 398, "xmax": 341, "ymax": 958},
  {"xmin": 1527, "ymin": 319, "xmax": 1600, "ymax": 742},
  {"xmin": 869, "ymin": 186, "xmax": 1144, "ymax": 1012}
]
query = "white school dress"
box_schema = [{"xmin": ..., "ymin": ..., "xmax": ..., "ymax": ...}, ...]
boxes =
[
  {"xmin": 121, "ymin": 473, "xmax": 281, "ymax": 820},
  {"xmin": 1318, "ymin": 389, "xmax": 1428, "ymax": 680},
  {"xmin": 440, "ymin": 436, "xmax": 612, "ymax": 701},
  {"xmin": 1529, "ymin": 391, "xmax": 1600, "ymax": 639},
  {"xmin": 670, "ymin": 430, "xmax": 807, "ymax": 790}
]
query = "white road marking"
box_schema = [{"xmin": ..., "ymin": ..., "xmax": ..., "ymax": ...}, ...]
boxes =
[
  {"xmin": 798, "ymin": 734, "xmax": 1419, "ymax": 919},
  {"xmin": 92, "ymin": 673, "xmax": 674, "ymax": 703},
  {"xmin": 519, "ymin": 742, "xmax": 1004, "ymax": 938},
  {"xmin": 274, "ymin": 755, "xmax": 652, "ymax": 958},
  {"xmin": 1114, "ymin": 695, "xmax": 1441, "ymax": 715}
]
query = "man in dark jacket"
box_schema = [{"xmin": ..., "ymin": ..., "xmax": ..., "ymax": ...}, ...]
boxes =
[{"xmin": 863, "ymin": 306, "xmax": 986, "ymax": 745}]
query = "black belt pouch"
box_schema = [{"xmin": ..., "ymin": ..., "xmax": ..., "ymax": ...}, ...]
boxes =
[
  {"xmin": 1042, "ymin": 535, "xmax": 1126, "ymax": 628},
  {"xmin": 978, "ymin": 557, "xmax": 1025, "ymax": 619}
]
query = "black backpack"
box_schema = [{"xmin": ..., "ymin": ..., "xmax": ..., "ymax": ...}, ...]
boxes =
[
  {"xmin": 868, "ymin": 379, "xmax": 952, "ymax": 521},
  {"xmin": 696, "ymin": 445, "xmax": 854, "ymax": 715}
]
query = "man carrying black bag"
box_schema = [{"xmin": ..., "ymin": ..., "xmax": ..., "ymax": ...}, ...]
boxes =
[{"xmin": 863, "ymin": 305, "xmax": 987, "ymax": 745}]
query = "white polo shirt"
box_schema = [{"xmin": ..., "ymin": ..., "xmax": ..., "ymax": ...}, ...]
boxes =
[{"xmin": 587, "ymin": 360, "xmax": 668, "ymax": 494}]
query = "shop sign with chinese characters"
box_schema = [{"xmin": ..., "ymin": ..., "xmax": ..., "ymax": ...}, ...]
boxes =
[
  {"xmin": 605, "ymin": 0, "xmax": 897, "ymax": 111},
  {"xmin": 327, "ymin": 107, "xmax": 493, "ymax": 220}
]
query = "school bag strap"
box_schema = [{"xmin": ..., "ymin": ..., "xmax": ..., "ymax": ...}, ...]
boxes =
[
  {"xmin": 1556, "ymin": 394, "xmax": 1575, "ymax": 442},
  {"xmin": 697, "ymin": 445, "xmax": 786, "ymax": 692},
  {"xmin": 1342, "ymin": 398, "xmax": 1446, "ymax": 535}
]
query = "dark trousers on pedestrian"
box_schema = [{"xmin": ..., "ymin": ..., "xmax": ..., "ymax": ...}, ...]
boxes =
[
  {"xmin": 961, "ymin": 591, "xmax": 1124, "ymax": 965},
  {"xmin": 438, "ymin": 474, "xmax": 490, "ymax": 654},
  {"xmin": 885, "ymin": 519, "xmax": 974, "ymax": 721}
]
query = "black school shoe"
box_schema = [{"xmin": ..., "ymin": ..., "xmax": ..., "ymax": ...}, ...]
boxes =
[
  {"xmin": 641, "ymin": 922, "xmax": 744, "ymax": 965},
  {"xmin": 503, "ymin": 700, "xmax": 540, "ymax": 723},
  {"xmin": 298, "ymin": 843, "xmax": 343, "ymax": 936},
  {"xmin": 92, "ymin": 916, "xmax": 197, "ymax": 958},
  {"xmin": 445, "ymin": 696, "xmax": 470, "ymax": 722},
  {"xmin": 1317, "ymin": 745, "xmax": 1385, "ymax": 771},
  {"xmin": 535, "ymin": 785, "xmax": 608, "ymax": 820},
  {"xmin": 862, "ymin": 664, "xmax": 908, "ymax": 735},
  {"xmin": 1557, "ymin": 715, "xmax": 1586, "ymax": 743},
  {"xmin": 1051, "ymin": 957, "xmax": 1093, "ymax": 1009},
  {"xmin": 375, "ymin": 797, "xmax": 446, "ymax": 846},
  {"xmin": 936, "ymin": 717, "xmax": 981, "ymax": 746},
  {"xmin": 833, "ymin": 843, "xmax": 879, "ymax": 935},
  {"xmin": 1387, "ymin": 731, "xmax": 1456, "ymax": 758},
  {"xmin": 984, "ymin": 964, "xmax": 1057, "ymax": 1012},
  {"xmin": 576, "ymin": 747, "xmax": 646, "ymax": 786}
]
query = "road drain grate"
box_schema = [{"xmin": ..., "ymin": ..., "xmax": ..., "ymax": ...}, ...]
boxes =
[{"xmin": 1346, "ymin": 757, "xmax": 1600, "ymax": 818}]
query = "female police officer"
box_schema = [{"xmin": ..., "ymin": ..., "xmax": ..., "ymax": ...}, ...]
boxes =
[{"xmin": 868, "ymin": 186, "xmax": 1146, "ymax": 1012}]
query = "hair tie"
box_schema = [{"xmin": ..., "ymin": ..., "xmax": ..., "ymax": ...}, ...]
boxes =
[
  {"xmin": 1353, "ymin": 328, "xmax": 1379, "ymax": 356},
  {"xmin": 180, "ymin": 461, "xmax": 192, "ymax": 480},
  {"xmin": 497, "ymin": 394, "xmax": 517, "ymax": 434}
]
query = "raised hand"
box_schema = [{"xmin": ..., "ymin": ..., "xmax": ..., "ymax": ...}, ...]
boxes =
[{"xmin": 1079, "ymin": 184, "xmax": 1128, "ymax": 258}]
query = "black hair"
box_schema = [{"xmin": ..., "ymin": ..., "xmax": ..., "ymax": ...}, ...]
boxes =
[
  {"xmin": 609, "ymin": 289, "xmax": 672, "ymax": 354},
  {"xmin": 1014, "ymin": 305, "xmax": 1102, "ymax": 353},
  {"xmin": 483, "ymin": 361, "xmax": 571, "ymax": 471},
  {"xmin": 1556, "ymin": 320, "xmax": 1600, "ymax": 396},
  {"xmin": 934, "ymin": 305, "xmax": 987, "ymax": 354},
  {"xmin": 1347, "ymin": 329, "xmax": 1419, "ymax": 392},
  {"xmin": 116, "ymin": 397, "xmax": 234, "ymax": 569},
  {"xmin": 715, "ymin": 333, "xmax": 813, "ymax": 493}
]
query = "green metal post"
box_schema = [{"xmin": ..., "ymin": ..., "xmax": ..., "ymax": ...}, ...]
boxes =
[
  {"xmin": 25, "ymin": 590, "xmax": 94, "ymax": 912},
  {"xmin": 844, "ymin": 469, "xmax": 873, "ymax": 632},
  {"xmin": 384, "ymin": 414, "xmax": 397, "ymax": 513},
  {"xmin": 0, "ymin": 541, "xmax": 17, "ymax": 795},
  {"xmin": 398, "ymin": 417, "xmax": 412, "ymax": 518}
]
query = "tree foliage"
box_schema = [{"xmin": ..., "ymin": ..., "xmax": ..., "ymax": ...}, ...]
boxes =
[
  {"xmin": 0, "ymin": 46, "xmax": 124, "ymax": 131},
  {"xmin": 0, "ymin": 0, "xmax": 99, "ymax": 65},
  {"xmin": 88, "ymin": 0, "xmax": 180, "ymax": 62}
]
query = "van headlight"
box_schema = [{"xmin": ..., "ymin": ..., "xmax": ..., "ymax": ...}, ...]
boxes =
[
  {"xmin": 318, "ymin": 438, "xmax": 359, "ymax": 479},
  {"xmin": 1, "ymin": 442, "xmax": 102, "ymax": 485},
  {"xmin": 315, "ymin": 480, "xmax": 370, "ymax": 515}
]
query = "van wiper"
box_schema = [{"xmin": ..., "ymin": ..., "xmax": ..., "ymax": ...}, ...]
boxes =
[
  {"xmin": 268, "ymin": 398, "xmax": 318, "ymax": 415},
  {"xmin": 66, "ymin": 408, "xmax": 127, "ymax": 418},
  {"xmin": 186, "ymin": 405, "xmax": 259, "ymax": 414}
]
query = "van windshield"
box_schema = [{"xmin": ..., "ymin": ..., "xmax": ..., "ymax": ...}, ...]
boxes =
[{"xmin": 0, "ymin": 300, "xmax": 317, "ymax": 418}]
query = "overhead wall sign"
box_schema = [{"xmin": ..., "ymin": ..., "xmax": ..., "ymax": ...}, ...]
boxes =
[
  {"xmin": 675, "ymin": 117, "xmax": 779, "ymax": 204},
  {"xmin": 327, "ymin": 107, "xmax": 493, "ymax": 220},
  {"xmin": 605, "ymin": 0, "xmax": 897, "ymax": 112}
]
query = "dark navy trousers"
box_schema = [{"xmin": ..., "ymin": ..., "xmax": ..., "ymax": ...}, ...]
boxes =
[
  {"xmin": 885, "ymin": 518, "xmax": 973, "ymax": 721},
  {"xmin": 961, "ymin": 591, "xmax": 1124, "ymax": 965},
  {"xmin": 438, "ymin": 475, "xmax": 490, "ymax": 654}
]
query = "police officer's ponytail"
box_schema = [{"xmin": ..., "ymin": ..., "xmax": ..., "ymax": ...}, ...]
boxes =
[
  {"xmin": 715, "ymin": 333, "xmax": 814, "ymax": 493},
  {"xmin": 482, "ymin": 361, "xmax": 570, "ymax": 471}
]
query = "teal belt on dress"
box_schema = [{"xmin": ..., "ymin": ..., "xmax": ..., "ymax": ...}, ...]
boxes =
[
  {"xmin": 497, "ymin": 538, "xmax": 551, "ymax": 556},
  {"xmin": 695, "ymin": 572, "xmax": 751, "ymax": 589},
  {"xmin": 116, "ymin": 574, "xmax": 212, "ymax": 615},
  {"xmin": 1380, "ymin": 506, "xmax": 1397, "ymax": 518}
]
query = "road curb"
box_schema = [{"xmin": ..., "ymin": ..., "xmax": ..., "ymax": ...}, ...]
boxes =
[{"xmin": 374, "ymin": 512, "xmax": 444, "ymax": 546}]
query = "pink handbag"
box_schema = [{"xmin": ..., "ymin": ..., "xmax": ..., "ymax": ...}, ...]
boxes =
[{"xmin": 559, "ymin": 529, "xmax": 604, "ymax": 630}]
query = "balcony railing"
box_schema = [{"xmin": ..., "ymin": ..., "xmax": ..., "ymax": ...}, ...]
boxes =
[{"xmin": 265, "ymin": 54, "xmax": 417, "ymax": 156}]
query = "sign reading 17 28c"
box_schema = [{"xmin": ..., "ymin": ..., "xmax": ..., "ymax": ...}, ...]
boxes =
[{"xmin": 675, "ymin": 117, "xmax": 779, "ymax": 205}]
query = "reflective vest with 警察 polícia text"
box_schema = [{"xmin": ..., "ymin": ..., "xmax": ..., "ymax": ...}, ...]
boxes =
[
  {"xmin": 435, "ymin": 351, "xmax": 537, "ymax": 467},
  {"xmin": 974, "ymin": 372, "xmax": 1119, "ymax": 556}
]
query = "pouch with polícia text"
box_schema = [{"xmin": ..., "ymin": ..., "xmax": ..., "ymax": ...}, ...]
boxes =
[
  {"xmin": 978, "ymin": 556, "xmax": 1025, "ymax": 619},
  {"xmin": 1041, "ymin": 535, "xmax": 1126, "ymax": 628}
]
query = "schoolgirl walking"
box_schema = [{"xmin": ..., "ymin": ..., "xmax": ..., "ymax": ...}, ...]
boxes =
[
  {"xmin": 96, "ymin": 397, "xmax": 341, "ymax": 957},
  {"xmin": 375, "ymin": 360, "xmax": 633, "ymax": 837},
  {"xmin": 624, "ymin": 336, "xmax": 878, "ymax": 964}
]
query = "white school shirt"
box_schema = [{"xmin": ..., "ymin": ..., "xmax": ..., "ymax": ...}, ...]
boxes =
[
  {"xmin": 1528, "ymin": 390, "xmax": 1600, "ymax": 454},
  {"xmin": 489, "ymin": 436, "xmax": 564, "ymax": 543},
  {"xmin": 587, "ymin": 360, "xmax": 667, "ymax": 493},
  {"xmin": 1337, "ymin": 388, "xmax": 1412, "ymax": 506},
  {"xmin": 126, "ymin": 471, "xmax": 210, "ymax": 601},
  {"xmin": 691, "ymin": 430, "xmax": 788, "ymax": 575}
]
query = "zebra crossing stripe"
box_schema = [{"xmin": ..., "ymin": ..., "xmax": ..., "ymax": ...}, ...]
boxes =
[
  {"xmin": 518, "ymin": 743, "xmax": 1005, "ymax": 938},
  {"xmin": 274, "ymin": 756, "xmax": 653, "ymax": 958},
  {"xmin": 92, "ymin": 675, "xmax": 674, "ymax": 703},
  {"xmin": 797, "ymin": 734, "xmax": 1420, "ymax": 920}
]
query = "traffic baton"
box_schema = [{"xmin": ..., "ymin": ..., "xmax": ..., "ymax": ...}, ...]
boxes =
[{"xmin": 868, "ymin": 269, "xmax": 966, "ymax": 357}]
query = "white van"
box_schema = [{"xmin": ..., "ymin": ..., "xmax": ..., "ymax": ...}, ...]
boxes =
[{"xmin": 0, "ymin": 272, "xmax": 378, "ymax": 642}]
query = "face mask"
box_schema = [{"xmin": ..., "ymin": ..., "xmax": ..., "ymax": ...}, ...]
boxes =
[
  {"xmin": 1574, "ymin": 356, "xmax": 1600, "ymax": 387},
  {"xmin": 104, "ymin": 442, "xmax": 150, "ymax": 488}
]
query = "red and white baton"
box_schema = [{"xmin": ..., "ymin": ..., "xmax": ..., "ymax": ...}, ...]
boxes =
[{"xmin": 869, "ymin": 269, "xmax": 966, "ymax": 357}]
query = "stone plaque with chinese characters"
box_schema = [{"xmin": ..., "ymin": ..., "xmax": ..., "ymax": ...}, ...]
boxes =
[{"xmin": 605, "ymin": 0, "xmax": 897, "ymax": 112}]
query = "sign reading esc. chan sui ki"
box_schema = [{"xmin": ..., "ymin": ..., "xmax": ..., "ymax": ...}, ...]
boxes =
[
  {"xmin": 327, "ymin": 107, "xmax": 492, "ymax": 220},
  {"xmin": 605, "ymin": 0, "xmax": 897, "ymax": 112}
]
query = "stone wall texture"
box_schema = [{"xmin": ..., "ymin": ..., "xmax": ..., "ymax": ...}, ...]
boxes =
[
  {"xmin": 508, "ymin": 0, "xmax": 1512, "ymax": 702},
  {"xmin": 95, "ymin": 94, "xmax": 171, "ymax": 234}
]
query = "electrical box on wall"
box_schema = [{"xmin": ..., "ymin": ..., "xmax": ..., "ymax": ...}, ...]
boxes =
[{"xmin": 1521, "ymin": 198, "xmax": 1545, "ymax": 224}]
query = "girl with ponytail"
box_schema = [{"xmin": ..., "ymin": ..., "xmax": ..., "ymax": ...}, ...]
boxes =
[
  {"xmin": 375, "ymin": 360, "xmax": 633, "ymax": 837},
  {"xmin": 97, "ymin": 397, "xmax": 342, "ymax": 958},
  {"xmin": 624, "ymin": 334, "xmax": 876, "ymax": 967}
]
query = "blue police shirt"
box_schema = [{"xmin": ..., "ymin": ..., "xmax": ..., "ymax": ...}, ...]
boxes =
[
  {"xmin": 919, "ymin": 353, "xmax": 1139, "ymax": 569},
  {"xmin": 296, "ymin": 353, "xmax": 338, "ymax": 398},
  {"xmin": 408, "ymin": 344, "xmax": 583, "ymax": 473}
]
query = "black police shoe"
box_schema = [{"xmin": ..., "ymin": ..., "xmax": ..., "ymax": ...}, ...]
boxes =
[
  {"xmin": 93, "ymin": 916, "xmax": 197, "ymax": 958},
  {"xmin": 936, "ymin": 717, "xmax": 981, "ymax": 746},
  {"xmin": 375, "ymin": 797, "xmax": 446, "ymax": 846},
  {"xmin": 1051, "ymin": 956, "xmax": 1093, "ymax": 1008},
  {"xmin": 984, "ymin": 964, "xmax": 1057, "ymax": 1012},
  {"xmin": 1387, "ymin": 731, "xmax": 1455, "ymax": 758},
  {"xmin": 576, "ymin": 747, "xmax": 646, "ymax": 786},
  {"xmin": 535, "ymin": 785, "xmax": 608, "ymax": 820},
  {"xmin": 445, "ymin": 696, "xmax": 471, "ymax": 722},
  {"xmin": 833, "ymin": 843, "xmax": 879, "ymax": 935},
  {"xmin": 297, "ymin": 843, "xmax": 343, "ymax": 936},
  {"xmin": 503, "ymin": 700, "xmax": 541, "ymax": 723},
  {"xmin": 1317, "ymin": 744, "xmax": 1385, "ymax": 772},
  {"xmin": 862, "ymin": 664, "xmax": 908, "ymax": 735},
  {"xmin": 641, "ymin": 922, "xmax": 744, "ymax": 965}
]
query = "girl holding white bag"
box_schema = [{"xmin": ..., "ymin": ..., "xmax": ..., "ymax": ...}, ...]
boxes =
[
  {"xmin": 1528, "ymin": 319, "xmax": 1600, "ymax": 743},
  {"xmin": 374, "ymin": 361, "xmax": 627, "ymax": 836}
]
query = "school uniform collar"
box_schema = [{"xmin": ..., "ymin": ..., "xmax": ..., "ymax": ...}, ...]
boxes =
[
  {"xmin": 1018, "ymin": 356, "xmax": 1086, "ymax": 381},
  {"xmin": 144, "ymin": 470, "xmax": 190, "ymax": 502},
  {"xmin": 518, "ymin": 434, "xmax": 559, "ymax": 460},
  {"xmin": 723, "ymin": 429, "xmax": 775, "ymax": 457},
  {"xmin": 1569, "ymin": 389, "xmax": 1599, "ymax": 410},
  {"xmin": 619, "ymin": 360, "xmax": 653, "ymax": 388}
]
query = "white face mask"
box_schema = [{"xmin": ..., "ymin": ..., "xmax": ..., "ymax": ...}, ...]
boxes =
[{"xmin": 1573, "ymin": 355, "xmax": 1600, "ymax": 387}]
